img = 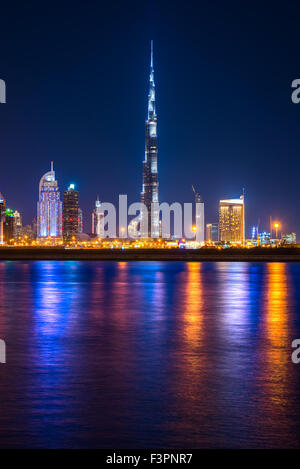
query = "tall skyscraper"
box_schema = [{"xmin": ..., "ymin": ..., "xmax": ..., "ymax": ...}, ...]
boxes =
[
  {"xmin": 13, "ymin": 210, "xmax": 22, "ymax": 239},
  {"xmin": 141, "ymin": 41, "xmax": 159, "ymax": 238},
  {"xmin": 192, "ymin": 185, "xmax": 204, "ymax": 242},
  {"xmin": 63, "ymin": 184, "xmax": 79, "ymax": 243},
  {"xmin": 219, "ymin": 195, "xmax": 245, "ymax": 244},
  {"xmin": 78, "ymin": 208, "xmax": 83, "ymax": 234},
  {"xmin": 251, "ymin": 226, "xmax": 258, "ymax": 241},
  {"xmin": 206, "ymin": 223, "xmax": 219, "ymax": 242},
  {"xmin": 21, "ymin": 219, "xmax": 37, "ymax": 242},
  {"xmin": 3, "ymin": 208, "xmax": 14, "ymax": 244},
  {"xmin": 37, "ymin": 162, "xmax": 62, "ymax": 239},
  {"xmin": 0, "ymin": 193, "xmax": 5, "ymax": 245},
  {"xmin": 92, "ymin": 197, "xmax": 104, "ymax": 237}
]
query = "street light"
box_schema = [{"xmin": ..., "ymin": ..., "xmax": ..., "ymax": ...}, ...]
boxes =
[
  {"xmin": 192, "ymin": 225, "xmax": 197, "ymax": 241},
  {"xmin": 274, "ymin": 222, "xmax": 279, "ymax": 239},
  {"xmin": 273, "ymin": 222, "xmax": 280, "ymax": 246}
]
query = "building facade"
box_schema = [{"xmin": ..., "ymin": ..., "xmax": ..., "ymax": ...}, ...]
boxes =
[
  {"xmin": 219, "ymin": 195, "xmax": 245, "ymax": 244},
  {"xmin": 78, "ymin": 208, "xmax": 83, "ymax": 234},
  {"xmin": 192, "ymin": 186, "xmax": 204, "ymax": 242},
  {"xmin": 141, "ymin": 41, "xmax": 159, "ymax": 238},
  {"xmin": 258, "ymin": 232, "xmax": 271, "ymax": 246},
  {"xmin": 3, "ymin": 209, "xmax": 14, "ymax": 244},
  {"xmin": 251, "ymin": 226, "xmax": 258, "ymax": 241},
  {"xmin": 92, "ymin": 197, "xmax": 104, "ymax": 237},
  {"xmin": 0, "ymin": 193, "xmax": 5, "ymax": 245},
  {"xmin": 37, "ymin": 162, "xmax": 62, "ymax": 239},
  {"xmin": 63, "ymin": 184, "xmax": 79, "ymax": 243},
  {"xmin": 206, "ymin": 223, "xmax": 219, "ymax": 242},
  {"xmin": 281, "ymin": 232, "xmax": 296, "ymax": 245},
  {"xmin": 13, "ymin": 210, "xmax": 22, "ymax": 239},
  {"xmin": 21, "ymin": 220, "xmax": 37, "ymax": 242}
]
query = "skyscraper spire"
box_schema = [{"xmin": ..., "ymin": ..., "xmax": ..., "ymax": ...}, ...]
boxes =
[
  {"xmin": 150, "ymin": 39, "xmax": 153, "ymax": 68},
  {"xmin": 148, "ymin": 40, "xmax": 156, "ymax": 120}
]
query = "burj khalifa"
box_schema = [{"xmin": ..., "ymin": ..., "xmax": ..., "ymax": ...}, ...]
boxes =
[{"xmin": 141, "ymin": 41, "xmax": 159, "ymax": 238}]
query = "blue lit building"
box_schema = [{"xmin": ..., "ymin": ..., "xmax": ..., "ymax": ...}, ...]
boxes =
[
  {"xmin": 281, "ymin": 232, "xmax": 297, "ymax": 245},
  {"xmin": 37, "ymin": 162, "xmax": 62, "ymax": 239},
  {"xmin": 251, "ymin": 226, "xmax": 258, "ymax": 240},
  {"xmin": 258, "ymin": 232, "xmax": 271, "ymax": 246},
  {"xmin": 141, "ymin": 41, "xmax": 159, "ymax": 238}
]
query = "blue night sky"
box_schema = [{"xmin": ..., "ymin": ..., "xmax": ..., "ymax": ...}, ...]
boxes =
[{"xmin": 0, "ymin": 0, "xmax": 300, "ymax": 237}]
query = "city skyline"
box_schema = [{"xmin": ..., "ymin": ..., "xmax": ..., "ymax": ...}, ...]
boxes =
[{"xmin": 0, "ymin": 158, "xmax": 295, "ymax": 243}]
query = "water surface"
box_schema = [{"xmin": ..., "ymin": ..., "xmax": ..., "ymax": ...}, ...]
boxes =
[{"xmin": 0, "ymin": 261, "xmax": 299, "ymax": 448}]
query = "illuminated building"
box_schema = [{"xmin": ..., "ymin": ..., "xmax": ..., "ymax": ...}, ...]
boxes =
[
  {"xmin": 37, "ymin": 162, "xmax": 62, "ymax": 239},
  {"xmin": 92, "ymin": 197, "xmax": 104, "ymax": 237},
  {"xmin": 141, "ymin": 41, "xmax": 159, "ymax": 238},
  {"xmin": 13, "ymin": 210, "xmax": 22, "ymax": 238},
  {"xmin": 63, "ymin": 184, "xmax": 79, "ymax": 243},
  {"xmin": 206, "ymin": 223, "xmax": 219, "ymax": 242},
  {"xmin": 0, "ymin": 193, "xmax": 5, "ymax": 245},
  {"xmin": 258, "ymin": 232, "xmax": 271, "ymax": 246},
  {"xmin": 281, "ymin": 232, "xmax": 296, "ymax": 245},
  {"xmin": 128, "ymin": 219, "xmax": 139, "ymax": 238},
  {"xmin": 78, "ymin": 208, "xmax": 83, "ymax": 234},
  {"xmin": 251, "ymin": 226, "xmax": 258, "ymax": 240},
  {"xmin": 192, "ymin": 186, "xmax": 204, "ymax": 242},
  {"xmin": 32, "ymin": 218, "xmax": 37, "ymax": 239},
  {"xmin": 3, "ymin": 208, "xmax": 14, "ymax": 244},
  {"xmin": 219, "ymin": 195, "xmax": 245, "ymax": 244},
  {"xmin": 21, "ymin": 222, "xmax": 36, "ymax": 242}
]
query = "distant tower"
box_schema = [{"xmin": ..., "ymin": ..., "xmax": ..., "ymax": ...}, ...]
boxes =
[
  {"xmin": 192, "ymin": 185, "xmax": 204, "ymax": 242},
  {"xmin": 0, "ymin": 193, "xmax": 6, "ymax": 245},
  {"xmin": 3, "ymin": 208, "xmax": 14, "ymax": 244},
  {"xmin": 78, "ymin": 208, "xmax": 83, "ymax": 234},
  {"xmin": 92, "ymin": 197, "xmax": 104, "ymax": 237},
  {"xmin": 37, "ymin": 162, "xmax": 62, "ymax": 239},
  {"xmin": 63, "ymin": 184, "xmax": 79, "ymax": 243},
  {"xmin": 13, "ymin": 210, "xmax": 22, "ymax": 239},
  {"xmin": 219, "ymin": 194, "xmax": 245, "ymax": 244},
  {"xmin": 206, "ymin": 223, "xmax": 219, "ymax": 242},
  {"xmin": 141, "ymin": 40, "xmax": 159, "ymax": 238}
]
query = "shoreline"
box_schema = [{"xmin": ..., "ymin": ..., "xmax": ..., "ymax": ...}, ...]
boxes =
[{"xmin": 0, "ymin": 247, "xmax": 300, "ymax": 262}]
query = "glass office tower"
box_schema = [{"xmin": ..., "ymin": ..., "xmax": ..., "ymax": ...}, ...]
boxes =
[
  {"xmin": 63, "ymin": 184, "xmax": 79, "ymax": 243},
  {"xmin": 219, "ymin": 195, "xmax": 245, "ymax": 244}
]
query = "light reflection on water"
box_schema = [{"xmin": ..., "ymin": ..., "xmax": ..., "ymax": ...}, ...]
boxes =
[{"xmin": 0, "ymin": 260, "xmax": 299, "ymax": 448}]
